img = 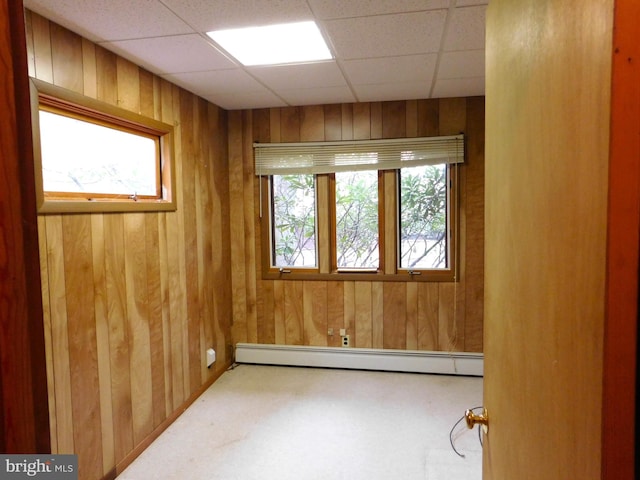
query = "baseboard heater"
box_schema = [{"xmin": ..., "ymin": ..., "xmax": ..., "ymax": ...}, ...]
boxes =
[{"xmin": 235, "ymin": 343, "xmax": 483, "ymax": 377}]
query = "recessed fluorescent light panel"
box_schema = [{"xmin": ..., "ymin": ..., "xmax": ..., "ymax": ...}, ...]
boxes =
[{"xmin": 207, "ymin": 21, "xmax": 332, "ymax": 66}]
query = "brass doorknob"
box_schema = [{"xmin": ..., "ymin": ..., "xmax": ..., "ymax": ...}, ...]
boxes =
[{"xmin": 465, "ymin": 407, "xmax": 488, "ymax": 433}]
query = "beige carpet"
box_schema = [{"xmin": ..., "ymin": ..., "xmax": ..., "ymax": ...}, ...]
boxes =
[{"xmin": 118, "ymin": 365, "xmax": 483, "ymax": 480}]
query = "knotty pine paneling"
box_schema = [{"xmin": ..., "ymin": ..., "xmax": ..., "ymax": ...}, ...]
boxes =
[
  {"xmin": 27, "ymin": 12, "xmax": 232, "ymax": 480},
  {"xmin": 229, "ymin": 98, "xmax": 485, "ymax": 354}
]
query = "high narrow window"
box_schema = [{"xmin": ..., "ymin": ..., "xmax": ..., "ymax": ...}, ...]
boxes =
[
  {"xmin": 334, "ymin": 170, "xmax": 379, "ymax": 270},
  {"xmin": 399, "ymin": 164, "xmax": 448, "ymax": 269},
  {"xmin": 31, "ymin": 78, "xmax": 176, "ymax": 213},
  {"xmin": 271, "ymin": 174, "xmax": 317, "ymax": 268}
]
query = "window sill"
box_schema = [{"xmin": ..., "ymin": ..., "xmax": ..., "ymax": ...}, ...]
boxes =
[
  {"xmin": 37, "ymin": 197, "xmax": 177, "ymax": 214},
  {"xmin": 262, "ymin": 270, "xmax": 456, "ymax": 282}
]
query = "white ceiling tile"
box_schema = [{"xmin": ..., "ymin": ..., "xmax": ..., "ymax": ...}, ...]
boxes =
[
  {"xmin": 204, "ymin": 91, "xmax": 288, "ymax": 110},
  {"xmin": 101, "ymin": 35, "xmax": 237, "ymax": 75},
  {"xmin": 443, "ymin": 5, "xmax": 486, "ymax": 51},
  {"xmin": 24, "ymin": 0, "xmax": 192, "ymax": 42},
  {"xmin": 160, "ymin": 0, "xmax": 314, "ymax": 32},
  {"xmin": 432, "ymin": 77, "xmax": 485, "ymax": 98},
  {"xmin": 437, "ymin": 50, "xmax": 484, "ymax": 79},
  {"xmin": 279, "ymin": 85, "xmax": 356, "ymax": 106},
  {"xmin": 342, "ymin": 54, "xmax": 437, "ymax": 86},
  {"xmin": 248, "ymin": 62, "xmax": 347, "ymax": 90},
  {"xmin": 309, "ymin": 0, "xmax": 450, "ymax": 19},
  {"xmin": 353, "ymin": 82, "xmax": 432, "ymax": 102},
  {"xmin": 162, "ymin": 69, "xmax": 266, "ymax": 96},
  {"xmin": 25, "ymin": 0, "xmax": 487, "ymax": 108},
  {"xmin": 323, "ymin": 10, "xmax": 447, "ymax": 59}
]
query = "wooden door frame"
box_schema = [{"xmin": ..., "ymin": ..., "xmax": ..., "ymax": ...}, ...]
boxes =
[
  {"xmin": 602, "ymin": 0, "xmax": 639, "ymax": 477},
  {"xmin": 0, "ymin": 0, "xmax": 51, "ymax": 452}
]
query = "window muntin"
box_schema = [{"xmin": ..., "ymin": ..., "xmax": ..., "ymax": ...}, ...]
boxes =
[
  {"xmin": 334, "ymin": 170, "xmax": 379, "ymax": 270},
  {"xmin": 30, "ymin": 78, "xmax": 176, "ymax": 213},
  {"xmin": 270, "ymin": 174, "xmax": 317, "ymax": 268},
  {"xmin": 398, "ymin": 164, "xmax": 448, "ymax": 270}
]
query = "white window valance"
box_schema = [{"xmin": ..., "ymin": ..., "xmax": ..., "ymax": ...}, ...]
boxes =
[{"xmin": 253, "ymin": 134, "xmax": 464, "ymax": 176}]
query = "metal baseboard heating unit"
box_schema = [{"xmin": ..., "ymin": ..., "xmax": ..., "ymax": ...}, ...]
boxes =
[{"xmin": 235, "ymin": 343, "xmax": 483, "ymax": 376}]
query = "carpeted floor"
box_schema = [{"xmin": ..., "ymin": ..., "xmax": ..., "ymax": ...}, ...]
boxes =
[{"xmin": 118, "ymin": 365, "xmax": 483, "ymax": 480}]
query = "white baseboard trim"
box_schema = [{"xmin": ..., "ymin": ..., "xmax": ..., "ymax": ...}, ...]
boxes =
[{"xmin": 235, "ymin": 343, "xmax": 483, "ymax": 377}]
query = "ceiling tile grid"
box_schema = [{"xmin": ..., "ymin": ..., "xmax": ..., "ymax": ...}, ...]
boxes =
[{"xmin": 23, "ymin": 0, "xmax": 487, "ymax": 110}]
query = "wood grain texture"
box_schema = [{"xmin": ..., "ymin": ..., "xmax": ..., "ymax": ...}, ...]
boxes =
[
  {"xmin": 28, "ymin": 12, "xmax": 233, "ymax": 479},
  {"xmin": 232, "ymin": 97, "xmax": 484, "ymax": 354},
  {"xmin": 0, "ymin": 0, "xmax": 50, "ymax": 453},
  {"xmin": 484, "ymin": 1, "xmax": 612, "ymax": 478},
  {"xmin": 602, "ymin": 1, "xmax": 640, "ymax": 476}
]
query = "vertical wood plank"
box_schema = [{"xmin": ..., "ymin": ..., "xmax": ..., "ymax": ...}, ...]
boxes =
[
  {"xmin": 123, "ymin": 214, "xmax": 153, "ymax": 445},
  {"xmin": 464, "ymin": 97, "xmax": 485, "ymax": 352},
  {"xmin": 438, "ymin": 283, "xmax": 458, "ymax": 351},
  {"xmin": 343, "ymin": 281, "xmax": 355, "ymax": 347},
  {"xmin": 382, "ymin": 101, "xmax": 406, "ymax": 138},
  {"xmin": 284, "ymin": 281, "xmax": 304, "ymax": 345},
  {"xmin": 324, "ymin": 104, "xmax": 342, "ymax": 140},
  {"xmin": 406, "ymin": 99, "xmax": 418, "ymax": 137},
  {"xmin": 300, "ymin": 105, "xmax": 325, "ymax": 141},
  {"xmin": 406, "ymin": 282, "xmax": 418, "ymax": 350},
  {"xmin": 31, "ymin": 13, "xmax": 53, "ymax": 83},
  {"xmin": 104, "ymin": 214, "xmax": 134, "ymax": 462},
  {"xmin": 370, "ymin": 102, "xmax": 382, "ymax": 139},
  {"xmin": 242, "ymin": 110, "xmax": 259, "ymax": 344},
  {"xmin": 417, "ymin": 99, "xmax": 440, "ymax": 136},
  {"xmin": 353, "ymin": 103, "xmax": 371, "ymax": 140},
  {"xmin": 62, "ymin": 215, "xmax": 102, "ymax": 480},
  {"xmin": 145, "ymin": 213, "xmax": 166, "ymax": 426},
  {"xmin": 45, "ymin": 216, "xmax": 74, "ymax": 454},
  {"xmin": 81, "ymin": 38, "xmax": 97, "ymax": 98},
  {"xmin": 371, "ymin": 282, "xmax": 384, "ymax": 349},
  {"xmin": 228, "ymin": 110, "xmax": 248, "ymax": 344},
  {"xmin": 327, "ymin": 281, "xmax": 344, "ymax": 347},
  {"xmin": 280, "ymin": 107, "xmax": 300, "ymax": 142},
  {"xmin": 354, "ymin": 282, "xmax": 372, "ymax": 348},
  {"xmin": 24, "ymin": 10, "xmax": 35, "ymax": 77},
  {"xmin": 439, "ymin": 97, "xmax": 467, "ymax": 135},
  {"xmin": 274, "ymin": 281, "xmax": 286, "ymax": 344},
  {"xmin": 37, "ymin": 216, "xmax": 57, "ymax": 453},
  {"xmin": 91, "ymin": 215, "xmax": 115, "ymax": 474},
  {"xmin": 116, "ymin": 56, "xmax": 140, "ymax": 112},
  {"xmin": 179, "ymin": 91, "xmax": 201, "ymax": 393},
  {"xmin": 383, "ymin": 282, "xmax": 407, "ymax": 349},
  {"xmin": 341, "ymin": 104, "xmax": 353, "ymax": 140},
  {"xmin": 50, "ymin": 22, "xmax": 83, "ymax": 92},
  {"xmin": 417, "ymin": 283, "xmax": 439, "ymax": 350},
  {"xmin": 303, "ymin": 282, "xmax": 327, "ymax": 346},
  {"xmin": 95, "ymin": 46, "xmax": 117, "ymax": 106}
]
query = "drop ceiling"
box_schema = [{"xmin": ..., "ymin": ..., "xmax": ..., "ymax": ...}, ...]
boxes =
[{"xmin": 23, "ymin": 0, "xmax": 487, "ymax": 111}]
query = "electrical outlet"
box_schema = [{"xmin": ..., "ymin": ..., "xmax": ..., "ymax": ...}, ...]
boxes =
[{"xmin": 341, "ymin": 335, "xmax": 350, "ymax": 347}]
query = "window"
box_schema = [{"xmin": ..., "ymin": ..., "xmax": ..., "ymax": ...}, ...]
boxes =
[
  {"xmin": 30, "ymin": 78, "xmax": 176, "ymax": 213},
  {"xmin": 256, "ymin": 135, "xmax": 463, "ymax": 281},
  {"xmin": 271, "ymin": 174, "xmax": 317, "ymax": 268},
  {"xmin": 399, "ymin": 164, "xmax": 448, "ymax": 269},
  {"xmin": 333, "ymin": 170, "xmax": 380, "ymax": 270}
]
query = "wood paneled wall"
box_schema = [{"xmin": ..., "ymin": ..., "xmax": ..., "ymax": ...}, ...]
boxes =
[
  {"xmin": 228, "ymin": 98, "xmax": 485, "ymax": 353},
  {"xmin": 26, "ymin": 12, "xmax": 232, "ymax": 480}
]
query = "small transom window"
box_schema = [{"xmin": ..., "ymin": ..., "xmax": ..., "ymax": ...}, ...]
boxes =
[{"xmin": 30, "ymin": 78, "xmax": 176, "ymax": 213}]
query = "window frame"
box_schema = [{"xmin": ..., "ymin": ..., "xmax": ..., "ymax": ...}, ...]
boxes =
[
  {"xmin": 260, "ymin": 164, "xmax": 459, "ymax": 283},
  {"xmin": 30, "ymin": 78, "xmax": 177, "ymax": 214}
]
